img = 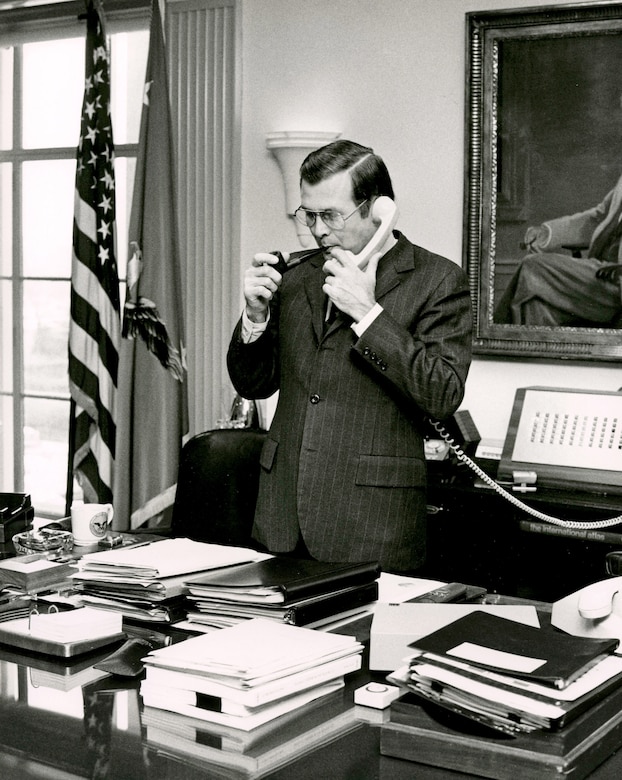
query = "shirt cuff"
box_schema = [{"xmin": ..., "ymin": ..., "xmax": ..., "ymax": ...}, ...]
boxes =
[
  {"xmin": 352, "ymin": 303, "xmax": 383, "ymax": 337},
  {"xmin": 241, "ymin": 308, "xmax": 269, "ymax": 343}
]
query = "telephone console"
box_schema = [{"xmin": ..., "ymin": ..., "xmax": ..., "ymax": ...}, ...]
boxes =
[
  {"xmin": 498, "ymin": 386, "xmax": 622, "ymax": 495},
  {"xmin": 428, "ymin": 387, "xmax": 622, "ymax": 534}
]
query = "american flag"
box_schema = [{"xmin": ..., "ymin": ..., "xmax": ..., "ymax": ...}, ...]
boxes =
[{"xmin": 68, "ymin": 0, "xmax": 120, "ymax": 505}]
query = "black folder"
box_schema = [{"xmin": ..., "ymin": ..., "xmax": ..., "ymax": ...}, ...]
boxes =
[
  {"xmin": 409, "ymin": 610, "xmax": 619, "ymax": 689},
  {"xmin": 184, "ymin": 557, "xmax": 381, "ymax": 605}
]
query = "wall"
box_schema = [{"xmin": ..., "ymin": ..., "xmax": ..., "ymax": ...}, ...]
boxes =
[{"xmin": 237, "ymin": 0, "xmax": 622, "ymax": 441}]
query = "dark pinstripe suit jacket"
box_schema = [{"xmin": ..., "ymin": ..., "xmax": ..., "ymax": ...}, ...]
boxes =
[{"xmin": 227, "ymin": 232, "xmax": 472, "ymax": 571}]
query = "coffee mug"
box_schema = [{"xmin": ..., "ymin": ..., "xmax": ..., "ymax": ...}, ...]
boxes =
[{"xmin": 71, "ymin": 502, "xmax": 114, "ymax": 545}]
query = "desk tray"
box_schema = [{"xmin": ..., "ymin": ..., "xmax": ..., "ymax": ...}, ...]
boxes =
[{"xmin": 0, "ymin": 618, "xmax": 125, "ymax": 658}]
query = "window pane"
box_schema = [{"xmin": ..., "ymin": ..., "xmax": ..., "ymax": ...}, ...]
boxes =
[
  {"xmin": 110, "ymin": 30, "xmax": 149, "ymax": 145},
  {"xmin": 115, "ymin": 156, "xmax": 137, "ymax": 281},
  {"xmin": 0, "ymin": 162, "xmax": 11, "ymax": 276},
  {"xmin": 22, "ymin": 159, "xmax": 75, "ymax": 278},
  {"xmin": 0, "ymin": 393, "xmax": 15, "ymax": 492},
  {"xmin": 0, "ymin": 279, "xmax": 12, "ymax": 394},
  {"xmin": 24, "ymin": 396, "xmax": 69, "ymax": 517},
  {"xmin": 23, "ymin": 280, "xmax": 70, "ymax": 396},
  {"xmin": 22, "ymin": 38, "xmax": 83, "ymax": 149},
  {"xmin": 0, "ymin": 48, "xmax": 13, "ymax": 151}
]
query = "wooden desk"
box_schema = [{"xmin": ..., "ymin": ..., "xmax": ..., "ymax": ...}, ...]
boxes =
[{"xmin": 1, "ymin": 611, "xmax": 622, "ymax": 779}]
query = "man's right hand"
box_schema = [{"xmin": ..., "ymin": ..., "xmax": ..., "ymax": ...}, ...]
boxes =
[{"xmin": 244, "ymin": 252, "xmax": 285, "ymax": 323}]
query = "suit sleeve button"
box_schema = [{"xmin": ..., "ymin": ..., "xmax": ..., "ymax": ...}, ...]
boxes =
[
  {"xmin": 362, "ymin": 346, "xmax": 371, "ymax": 356},
  {"xmin": 310, "ymin": 393, "xmax": 320, "ymax": 404}
]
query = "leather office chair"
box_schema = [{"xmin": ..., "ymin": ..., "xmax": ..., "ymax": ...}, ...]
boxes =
[{"xmin": 170, "ymin": 427, "xmax": 267, "ymax": 548}]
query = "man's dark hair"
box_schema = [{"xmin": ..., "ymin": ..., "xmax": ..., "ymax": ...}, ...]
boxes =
[{"xmin": 300, "ymin": 140, "xmax": 394, "ymax": 210}]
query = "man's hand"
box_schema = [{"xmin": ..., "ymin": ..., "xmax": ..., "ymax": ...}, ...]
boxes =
[
  {"xmin": 522, "ymin": 224, "xmax": 550, "ymax": 253},
  {"xmin": 244, "ymin": 252, "xmax": 284, "ymax": 323},
  {"xmin": 322, "ymin": 249, "xmax": 382, "ymax": 322},
  {"xmin": 596, "ymin": 263, "xmax": 622, "ymax": 284}
]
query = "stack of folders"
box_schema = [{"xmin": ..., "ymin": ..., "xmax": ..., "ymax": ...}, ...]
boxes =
[
  {"xmin": 381, "ymin": 611, "xmax": 622, "ymax": 778},
  {"xmin": 139, "ymin": 618, "xmax": 364, "ymax": 738},
  {"xmin": 183, "ymin": 557, "xmax": 380, "ymax": 629},
  {"xmin": 142, "ymin": 685, "xmax": 360, "ymax": 778},
  {"xmin": 73, "ymin": 539, "xmax": 267, "ymax": 623}
]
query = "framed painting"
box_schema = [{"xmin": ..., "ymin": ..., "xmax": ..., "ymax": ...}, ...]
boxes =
[{"xmin": 465, "ymin": 2, "xmax": 622, "ymax": 360}]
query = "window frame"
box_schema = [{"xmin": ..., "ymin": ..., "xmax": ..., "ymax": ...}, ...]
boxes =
[{"xmin": 0, "ymin": 0, "xmax": 150, "ymax": 517}]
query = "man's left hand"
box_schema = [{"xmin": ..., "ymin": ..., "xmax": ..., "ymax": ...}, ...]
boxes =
[
  {"xmin": 596, "ymin": 263, "xmax": 622, "ymax": 284},
  {"xmin": 322, "ymin": 249, "xmax": 382, "ymax": 322}
]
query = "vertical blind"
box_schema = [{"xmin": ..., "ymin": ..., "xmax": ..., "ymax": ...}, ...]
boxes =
[{"xmin": 166, "ymin": 0, "xmax": 238, "ymax": 434}]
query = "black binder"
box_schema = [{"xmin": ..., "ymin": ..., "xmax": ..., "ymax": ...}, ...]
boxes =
[{"xmin": 185, "ymin": 557, "xmax": 381, "ymax": 605}]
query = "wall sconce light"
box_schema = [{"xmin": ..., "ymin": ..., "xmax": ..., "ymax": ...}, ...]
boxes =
[{"xmin": 266, "ymin": 130, "xmax": 341, "ymax": 246}]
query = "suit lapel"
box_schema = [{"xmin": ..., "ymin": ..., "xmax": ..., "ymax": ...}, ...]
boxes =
[{"xmin": 375, "ymin": 236, "xmax": 413, "ymax": 301}]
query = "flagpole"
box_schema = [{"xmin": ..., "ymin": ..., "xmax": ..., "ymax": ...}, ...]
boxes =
[{"xmin": 65, "ymin": 399, "xmax": 76, "ymax": 516}]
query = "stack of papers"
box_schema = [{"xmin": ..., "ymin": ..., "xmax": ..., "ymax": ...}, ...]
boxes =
[
  {"xmin": 388, "ymin": 610, "xmax": 622, "ymax": 735},
  {"xmin": 73, "ymin": 539, "xmax": 266, "ymax": 623},
  {"xmin": 140, "ymin": 618, "xmax": 364, "ymax": 731},
  {"xmin": 0, "ymin": 605, "xmax": 126, "ymax": 657},
  {"xmin": 142, "ymin": 687, "xmax": 361, "ymax": 776}
]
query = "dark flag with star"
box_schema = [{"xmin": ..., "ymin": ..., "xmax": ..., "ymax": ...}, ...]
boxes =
[
  {"xmin": 114, "ymin": 0, "xmax": 188, "ymax": 530},
  {"xmin": 68, "ymin": 0, "xmax": 119, "ymax": 505}
]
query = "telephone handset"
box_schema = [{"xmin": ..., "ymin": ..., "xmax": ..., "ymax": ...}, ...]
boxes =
[
  {"xmin": 344, "ymin": 195, "xmax": 399, "ymax": 270},
  {"xmin": 325, "ymin": 196, "xmax": 398, "ymax": 320},
  {"xmin": 551, "ymin": 578, "xmax": 622, "ymax": 642}
]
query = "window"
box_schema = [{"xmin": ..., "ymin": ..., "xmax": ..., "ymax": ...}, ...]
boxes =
[{"xmin": 0, "ymin": 5, "xmax": 149, "ymax": 518}]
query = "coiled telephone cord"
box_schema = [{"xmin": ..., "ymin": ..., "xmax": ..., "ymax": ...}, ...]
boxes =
[{"xmin": 427, "ymin": 418, "xmax": 622, "ymax": 531}]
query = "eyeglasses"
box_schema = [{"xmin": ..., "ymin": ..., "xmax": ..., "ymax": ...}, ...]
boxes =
[{"xmin": 294, "ymin": 200, "xmax": 368, "ymax": 231}]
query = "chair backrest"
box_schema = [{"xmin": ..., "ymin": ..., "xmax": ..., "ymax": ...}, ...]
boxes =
[{"xmin": 171, "ymin": 427, "xmax": 267, "ymax": 548}]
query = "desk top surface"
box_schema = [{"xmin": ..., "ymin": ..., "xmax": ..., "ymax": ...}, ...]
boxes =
[
  {"xmin": 0, "ymin": 530, "xmax": 617, "ymax": 779},
  {"xmin": 0, "ymin": 608, "xmax": 620, "ymax": 780}
]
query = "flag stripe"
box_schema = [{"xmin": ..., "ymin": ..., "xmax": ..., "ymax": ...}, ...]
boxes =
[
  {"xmin": 74, "ymin": 406, "xmax": 114, "ymax": 482},
  {"xmin": 73, "ymin": 189, "xmax": 97, "ymax": 244},
  {"xmin": 68, "ymin": 352, "xmax": 116, "ymax": 442},
  {"xmin": 69, "ymin": 1, "xmax": 120, "ymax": 505},
  {"xmin": 73, "ymin": 412, "xmax": 113, "ymax": 503},
  {"xmin": 70, "ymin": 259, "xmax": 120, "ymax": 374}
]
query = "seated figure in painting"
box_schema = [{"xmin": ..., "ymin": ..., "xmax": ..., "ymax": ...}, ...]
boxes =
[{"xmin": 494, "ymin": 172, "xmax": 622, "ymax": 327}]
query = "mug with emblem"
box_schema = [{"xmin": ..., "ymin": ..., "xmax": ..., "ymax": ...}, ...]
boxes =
[{"xmin": 70, "ymin": 502, "xmax": 114, "ymax": 546}]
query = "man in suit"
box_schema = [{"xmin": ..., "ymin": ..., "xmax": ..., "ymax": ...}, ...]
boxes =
[
  {"xmin": 495, "ymin": 173, "xmax": 622, "ymax": 326},
  {"xmin": 227, "ymin": 140, "xmax": 472, "ymax": 572}
]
